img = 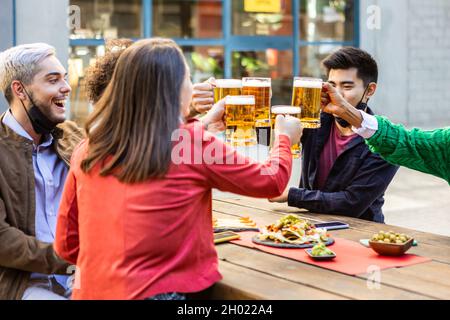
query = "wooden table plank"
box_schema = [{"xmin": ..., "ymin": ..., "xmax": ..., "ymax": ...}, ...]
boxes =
[
  {"xmin": 212, "ymin": 259, "xmax": 347, "ymax": 300},
  {"xmin": 216, "ymin": 244, "xmax": 433, "ymax": 300},
  {"xmin": 215, "ymin": 197, "xmax": 450, "ymax": 248},
  {"xmin": 213, "ymin": 200, "xmax": 450, "ymax": 264},
  {"xmin": 357, "ymin": 261, "xmax": 450, "ymax": 300},
  {"xmin": 212, "ymin": 196, "xmax": 450, "ymax": 300}
]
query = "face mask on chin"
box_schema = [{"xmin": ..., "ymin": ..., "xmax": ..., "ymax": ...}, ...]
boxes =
[
  {"xmin": 335, "ymin": 102, "xmax": 368, "ymax": 128},
  {"xmin": 334, "ymin": 85, "xmax": 370, "ymax": 128},
  {"xmin": 19, "ymin": 84, "xmax": 58, "ymax": 135}
]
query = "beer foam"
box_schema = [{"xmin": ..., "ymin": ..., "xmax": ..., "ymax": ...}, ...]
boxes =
[
  {"xmin": 294, "ymin": 79, "xmax": 323, "ymax": 89},
  {"xmin": 216, "ymin": 79, "xmax": 242, "ymax": 88},
  {"xmin": 225, "ymin": 95, "xmax": 255, "ymax": 105},
  {"xmin": 271, "ymin": 106, "xmax": 301, "ymax": 115},
  {"xmin": 242, "ymin": 79, "xmax": 271, "ymax": 87}
]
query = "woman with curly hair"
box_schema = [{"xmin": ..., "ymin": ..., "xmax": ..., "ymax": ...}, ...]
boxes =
[
  {"xmin": 84, "ymin": 39, "xmax": 133, "ymax": 104},
  {"xmin": 84, "ymin": 38, "xmax": 216, "ymax": 116}
]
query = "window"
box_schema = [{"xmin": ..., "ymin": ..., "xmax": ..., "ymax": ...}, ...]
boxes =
[
  {"xmin": 68, "ymin": 45, "xmax": 105, "ymax": 124},
  {"xmin": 300, "ymin": 0, "xmax": 354, "ymax": 42},
  {"xmin": 233, "ymin": 50, "xmax": 293, "ymax": 105},
  {"xmin": 153, "ymin": 0, "xmax": 222, "ymax": 38},
  {"xmin": 300, "ymin": 44, "xmax": 342, "ymax": 78},
  {"xmin": 183, "ymin": 46, "xmax": 224, "ymax": 82},
  {"xmin": 69, "ymin": 0, "xmax": 359, "ymax": 125},
  {"xmin": 71, "ymin": 0, "xmax": 142, "ymax": 39},
  {"xmin": 232, "ymin": 0, "xmax": 293, "ymax": 36}
]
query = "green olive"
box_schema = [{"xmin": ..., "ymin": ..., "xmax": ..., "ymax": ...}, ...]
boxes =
[{"xmin": 384, "ymin": 238, "xmax": 391, "ymax": 243}]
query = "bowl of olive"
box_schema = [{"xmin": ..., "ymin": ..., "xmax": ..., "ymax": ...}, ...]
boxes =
[{"xmin": 369, "ymin": 231, "xmax": 414, "ymax": 256}]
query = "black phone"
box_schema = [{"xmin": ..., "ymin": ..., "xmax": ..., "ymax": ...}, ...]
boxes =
[
  {"xmin": 214, "ymin": 231, "xmax": 241, "ymax": 244},
  {"xmin": 314, "ymin": 221, "xmax": 350, "ymax": 231}
]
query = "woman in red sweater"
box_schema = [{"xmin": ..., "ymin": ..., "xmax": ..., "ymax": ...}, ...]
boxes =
[{"xmin": 54, "ymin": 38, "xmax": 301, "ymax": 300}]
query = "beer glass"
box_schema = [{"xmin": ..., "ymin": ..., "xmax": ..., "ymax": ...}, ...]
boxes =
[
  {"xmin": 271, "ymin": 106, "xmax": 302, "ymax": 158},
  {"xmin": 242, "ymin": 77, "xmax": 271, "ymax": 127},
  {"xmin": 225, "ymin": 95, "xmax": 257, "ymax": 147},
  {"xmin": 292, "ymin": 77, "xmax": 322, "ymax": 129},
  {"xmin": 214, "ymin": 79, "xmax": 242, "ymax": 103}
]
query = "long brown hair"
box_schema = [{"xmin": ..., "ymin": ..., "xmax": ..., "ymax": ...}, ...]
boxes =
[{"xmin": 81, "ymin": 38, "xmax": 187, "ymax": 183}]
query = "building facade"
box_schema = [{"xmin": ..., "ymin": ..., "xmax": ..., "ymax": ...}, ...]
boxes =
[{"xmin": 0, "ymin": 0, "xmax": 449, "ymax": 128}]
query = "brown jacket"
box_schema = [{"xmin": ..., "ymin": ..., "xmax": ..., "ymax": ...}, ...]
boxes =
[{"xmin": 0, "ymin": 113, "xmax": 84, "ymax": 300}]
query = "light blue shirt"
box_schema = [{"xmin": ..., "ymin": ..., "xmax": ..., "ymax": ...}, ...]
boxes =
[{"xmin": 2, "ymin": 110, "xmax": 69, "ymax": 290}]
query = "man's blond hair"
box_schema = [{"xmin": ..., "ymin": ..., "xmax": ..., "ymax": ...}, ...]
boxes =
[{"xmin": 0, "ymin": 43, "xmax": 55, "ymax": 104}]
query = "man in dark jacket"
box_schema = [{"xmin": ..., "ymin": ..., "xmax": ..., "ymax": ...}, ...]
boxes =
[
  {"xmin": 270, "ymin": 47, "xmax": 398, "ymax": 223},
  {"xmin": 0, "ymin": 43, "xmax": 84, "ymax": 299}
]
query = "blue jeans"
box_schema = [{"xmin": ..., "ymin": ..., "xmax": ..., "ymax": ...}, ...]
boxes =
[{"xmin": 146, "ymin": 292, "xmax": 186, "ymax": 300}]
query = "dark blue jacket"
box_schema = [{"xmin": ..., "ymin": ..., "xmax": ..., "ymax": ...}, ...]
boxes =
[{"xmin": 287, "ymin": 108, "xmax": 399, "ymax": 223}]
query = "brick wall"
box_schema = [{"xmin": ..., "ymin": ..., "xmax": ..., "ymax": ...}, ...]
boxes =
[
  {"xmin": 0, "ymin": 0, "xmax": 14, "ymax": 113},
  {"xmin": 407, "ymin": 0, "xmax": 450, "ymax": 127},
  {"xmin": 361, "ymin": 0, "xmax": 450, "ymax": 128}
]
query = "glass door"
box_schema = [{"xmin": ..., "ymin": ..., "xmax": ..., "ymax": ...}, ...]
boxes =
[{"xmin": 68, "ymin": 0, "xmax": 359, "ymax": 124}]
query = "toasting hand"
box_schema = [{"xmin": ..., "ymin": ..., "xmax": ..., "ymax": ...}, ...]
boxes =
[
  {"xmin": 202, "ymin": 98, "xmax": 226, "ymax": 132},
  {"xmin": 274, "ymin": 115, "xmax": 303, "ymax": 147},
  {"xmin": 321, "ymin": 82, "xmax": 363, "ymax": 128},
  {"xmin": 191, "ymin": 77, "xmax": 216, "ymax": 115}
]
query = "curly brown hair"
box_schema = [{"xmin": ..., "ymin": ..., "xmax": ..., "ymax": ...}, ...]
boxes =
[{"xmin": 84, "ymin": 39, "xmax": 133, "ymax": 104}]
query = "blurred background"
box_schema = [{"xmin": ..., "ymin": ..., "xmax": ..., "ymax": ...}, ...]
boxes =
[
  {"xmin": 1, "ymin": 0, "xmax": 449, "ymax": 235},
  {"xmin": 1, "ymin": 0, "xmax": 449, "ymax": 128}
]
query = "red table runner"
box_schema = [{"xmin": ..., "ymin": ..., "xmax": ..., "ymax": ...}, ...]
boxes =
[{"xmin": 230, "ymin": 232, "xmax": 431, "ymax": 276}]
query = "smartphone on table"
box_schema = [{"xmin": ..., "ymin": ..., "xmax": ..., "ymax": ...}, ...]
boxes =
[{"xmin": 314, "ymin": 221, "xmax": 350, "ymax": 231}]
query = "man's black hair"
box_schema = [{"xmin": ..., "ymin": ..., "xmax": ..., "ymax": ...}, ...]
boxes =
[{"xmin": 322, "ymin": 47, "xmax": 378, "ymax": 86}]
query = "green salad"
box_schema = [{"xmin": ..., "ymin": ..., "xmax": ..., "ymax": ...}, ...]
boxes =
[{"xmin": 311, "ymin": 243, "xmax": 335, "ymax": 257}]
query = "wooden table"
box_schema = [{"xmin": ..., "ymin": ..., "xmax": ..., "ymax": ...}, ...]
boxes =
[{"xmin": 209, "ymin": 196, "xmax": 450, "ymax": 300}]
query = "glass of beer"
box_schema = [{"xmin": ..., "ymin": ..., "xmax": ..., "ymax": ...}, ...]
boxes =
[
  {"xmin": 242, "ymin": 77, "xmax": 271, "ymax": 127},
  {"xmin": 225, "ymin": 95, "xmax": 257, "ymax": 147},
  {"xmin": 292, "ymin": 77, "xmax": 323, "ymax": 129},
  {"xmin": 214, "ymin": 79, "xmax": 242, "ymax": 103},
  {"xmin": 271, "ymin": 106, "xmax": 302, "ymax": 158}
]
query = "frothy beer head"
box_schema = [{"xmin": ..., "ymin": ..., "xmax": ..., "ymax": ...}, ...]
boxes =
[
  {"xmin": 216, "ymin": 79, "xmax": 242, "ymax": 88},
  {"xmin": 242, "ymin": 77, "xmax": 271, "ymax": 87},
  {"xmin": 225, "ymin": 95, "xmax": 255, "ymax": 105},
  {"xmin": 293, "ymin": 79, "xmax": 323, "ymax": 89},
  {"xmin": 215, "ymin": 79, "xmax": 243, "ymax": 103},
  {"xmin": 272, "ymin": 106, "xmax": 301, "ymax": 115}
]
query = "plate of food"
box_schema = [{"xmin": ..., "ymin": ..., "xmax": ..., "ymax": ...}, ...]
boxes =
[
  {"xmin": 213, "ymin": 216, "xmax": 259, "ymax": 233},
  {"xmin": 252, "ymin": 214, "xmax": 334, "ymax": 248},
  {"xmin": 305, "ymin": 243, "xmax": 336, "ymax": 260}
]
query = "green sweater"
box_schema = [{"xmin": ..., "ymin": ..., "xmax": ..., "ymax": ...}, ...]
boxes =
[{"xmin": 366, "ymin": 116, "xmax": 450, "ymax": 184}]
